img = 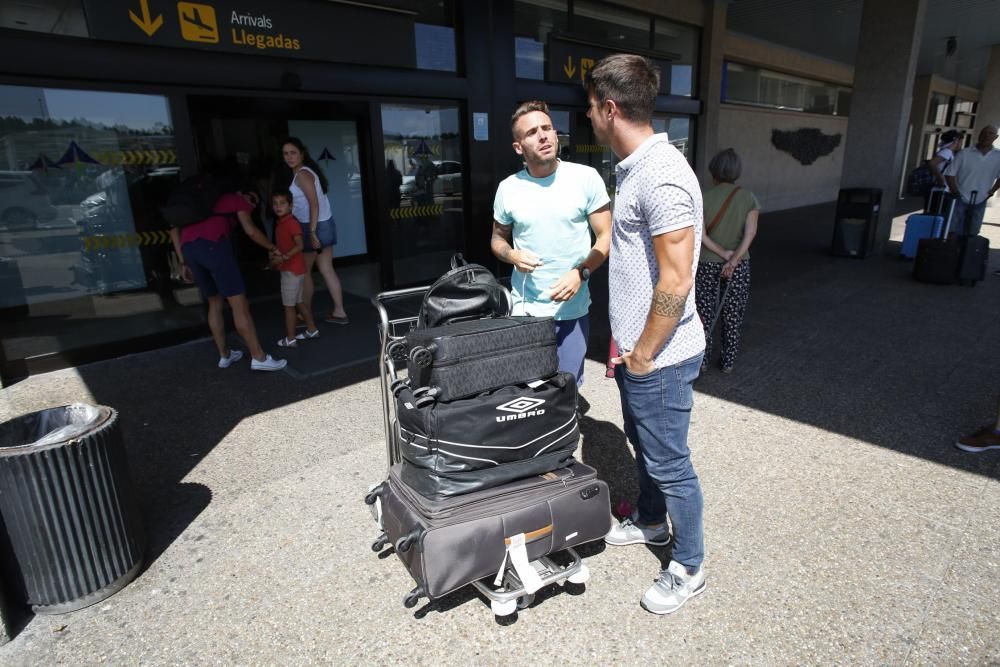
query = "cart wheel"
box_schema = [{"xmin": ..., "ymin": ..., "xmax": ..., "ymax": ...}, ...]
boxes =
[
  {"xmin": 395, "ymin": 529, "xmax": 421, "ymax": 553},
  {"xmin": 491, "ymin": 599, "xmax": 517, "ymax": 617},
  {"xmin": 516, "ymin": 593, "xmax": 535, "ymax": 609},
  {"xmin": 410, "ymin": 346, "xmax": 433, "ymax": 368},
  {"xmin": 567, "ymin": 564, "xmax": 591, "ymax": 585},
  {"xmin": 387, "ymin": 340, "xmax": 407, "ymax": 361},
  {"xmin": 371, "ymin": 533, "xmax": 389, "ymax": 552},
  {"xmin": 403, "ymin": 587, "xmax": 424, "ymax": 609}
]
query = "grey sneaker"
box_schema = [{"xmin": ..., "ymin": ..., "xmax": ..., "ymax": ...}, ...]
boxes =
[
  {"xmin": 641, "ymin": 560, "xmax": 706, "ymax": 615},
  {"xmin": 218, "ymin": 350, "xmax": 244, "ymax": 369},
  {"xmin": 605, "ymin": 515, "xmax": 671, "ymax": 547},
  {"xmin": 251, "ymin": 354, "xmax": 287, "ymax": 372}
]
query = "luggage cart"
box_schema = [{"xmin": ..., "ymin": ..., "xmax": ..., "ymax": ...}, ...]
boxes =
[{"xmin": 367, "ymin": 287, "xmax": 591, "ymax": 617}]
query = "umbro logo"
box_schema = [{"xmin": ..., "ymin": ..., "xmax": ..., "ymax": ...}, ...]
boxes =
[{"xmin": 495, "ymin": 397, "xmax": 546, "ymax": 422}]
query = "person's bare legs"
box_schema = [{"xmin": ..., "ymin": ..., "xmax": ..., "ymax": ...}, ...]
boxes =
[
  {"xmin": 315, "ymin": 246, "xmax": 347, "ymax": 318},
  {"xmin": 297, "ymin": 302, "xmax": 319, "ymax": 334},
  {"xmin": 284, "ymin": 305, "xmax": 298, "ymax": 342},
  {"xmin": 226, "ymin": 293, "xmax": 266, "ymax": 361},
  {"xmin": 302, "ymin": 251, "xmax": 317, "ymax": 313},
  {"xmin": 206, "ymin": 295, "xmax": 228, "ymax": 357}
]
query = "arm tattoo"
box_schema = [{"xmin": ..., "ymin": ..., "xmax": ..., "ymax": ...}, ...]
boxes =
[{"xmin": 652, "ymin": 289, "xmax": 686, "ymax": 318}]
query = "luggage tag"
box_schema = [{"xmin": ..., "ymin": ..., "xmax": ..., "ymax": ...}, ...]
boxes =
[{"xmin": 493, "ymin": 532, "xmax": 544, "ymax": 594}]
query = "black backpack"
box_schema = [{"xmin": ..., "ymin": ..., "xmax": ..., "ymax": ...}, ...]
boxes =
[
  {"xmin": 906, "ymin": 162, "xmax": 934, "ymax": 197},
  {"xmin": 417, "ymin": 254, "xmax": 509, "ymax": 328},
  {"xmin": 161, "ymin": 175, "xmax": 225, "ymax": 228}
]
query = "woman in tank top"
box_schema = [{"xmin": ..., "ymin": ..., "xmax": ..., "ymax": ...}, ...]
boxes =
[{"xmin": 281, "ymin": 137, "xmax": 349, "ymax": 325}]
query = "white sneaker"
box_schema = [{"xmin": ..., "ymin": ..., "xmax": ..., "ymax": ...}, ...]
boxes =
[
  {"xmin": 218, "ymin": 350, "xmax": 244, "ymax": 369},
  {"xmin": 641, "ymin": 561, "xmax": 706, "ymax": 615},
  {"xmin": 605, "ymin": 514, "xmax": 671, "ymax": 547},
  {"xmin": 250, "ymin": 354, "xmax": 287, "ymax": 372}
]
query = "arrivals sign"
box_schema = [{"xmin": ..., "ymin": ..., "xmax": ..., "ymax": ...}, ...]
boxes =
[
  {"xmin": 83, "ymin": 0, "xmax": 416, "ymax": 68},
  {"xmin": 547, "ymin": 37, "xmax": 674, "ymax": 96}
]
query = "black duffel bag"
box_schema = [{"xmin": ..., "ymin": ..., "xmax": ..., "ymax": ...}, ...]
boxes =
[
  {"xmin": 417, "ymin": 254, "xmax": 508, "ymax": 329},
  {"xmin": 395, "ymin": 372, "xmax": 579, "ymax": 499}
]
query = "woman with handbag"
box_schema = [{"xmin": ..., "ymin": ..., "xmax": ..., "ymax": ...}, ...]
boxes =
[{"xmin": 695, "ymin": 149, "xmax": 759, "ymax": 374}]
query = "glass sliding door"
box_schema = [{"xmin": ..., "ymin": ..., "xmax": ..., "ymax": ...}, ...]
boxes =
[{"xmin": 380, "ymin": 103, "xmax": 464, "ymax": 285}]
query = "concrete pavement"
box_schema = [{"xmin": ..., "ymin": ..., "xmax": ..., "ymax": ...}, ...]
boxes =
[{"xmin": 0, "ymin": 198, "xmax": 997, "ymax": 664}]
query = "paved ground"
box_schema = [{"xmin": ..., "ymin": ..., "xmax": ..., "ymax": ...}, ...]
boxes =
[{"xmin": 0, "ymin": 198, "xmax": 997, "ymax": 664}]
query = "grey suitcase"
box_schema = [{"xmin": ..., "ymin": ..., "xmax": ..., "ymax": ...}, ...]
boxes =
[{"xmin": 371, "ymin": 460, "xmax": 611, "ymax": 604}]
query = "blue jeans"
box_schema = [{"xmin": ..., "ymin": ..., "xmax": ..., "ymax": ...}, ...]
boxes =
[
  {"xmin": 554, "ymin": 315, "xmax": 589, "ymax": 387},
  {"xmin": 615, "ymin": 352, "xmax": 705, "ymax": 569},
  {"xmin": 952, "ymin": 199, "xmax": 986, "ymax": 237}
]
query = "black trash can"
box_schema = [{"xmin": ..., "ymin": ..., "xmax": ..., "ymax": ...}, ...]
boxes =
[
  {"xmin": 832, "ymin": 188, "xmax": 882, "ymax": 258},
  {"xmin": 0, "ymin": 404, "xmax": 144, "ymax": 614}
]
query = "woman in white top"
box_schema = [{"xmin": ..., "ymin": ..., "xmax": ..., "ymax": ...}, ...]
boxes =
[
  {"xmin": 929, "ymin": 130, "xmax": 962, "ymax": 187},
  {"xmin": 281, "ymin": 137, "xmax": 348, "ymax": 324}
]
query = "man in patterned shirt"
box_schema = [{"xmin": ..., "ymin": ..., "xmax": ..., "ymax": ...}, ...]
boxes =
[{"xmin": 585, "ymin": 54, "xmax": 707, "ymax": 615}]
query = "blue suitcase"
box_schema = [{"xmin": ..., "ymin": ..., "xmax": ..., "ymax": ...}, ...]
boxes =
[{"xmin": 901, "ymin": 214, "xmax": 943, "ymax": 258}]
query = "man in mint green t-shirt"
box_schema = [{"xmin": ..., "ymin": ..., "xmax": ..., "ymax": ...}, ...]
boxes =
[{"xmin": 491, "ymin": 101, "xmax": 612, "ymax": 385}]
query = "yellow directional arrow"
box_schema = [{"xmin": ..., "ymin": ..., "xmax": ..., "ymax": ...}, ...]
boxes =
[
  {"xmin": 563, "ymin": 57, "xmax": 576, "ymax": 80},
  {"xmin": 129, "ymin": 0, "xmax": 163, "ymax": 37}
]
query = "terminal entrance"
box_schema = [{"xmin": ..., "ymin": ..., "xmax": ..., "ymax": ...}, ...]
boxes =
[{"xmin": 0, "ymin": 84, "xmax": 471, "ymax": 383}]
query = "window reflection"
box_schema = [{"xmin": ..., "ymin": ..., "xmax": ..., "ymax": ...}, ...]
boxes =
[
  {"xmin": 0, "ymin": 85, "xmax": 194, "ymax": 371},
  {"xmin": 381, "ymin": 104, "xmax": 464, "ymax": 285}
]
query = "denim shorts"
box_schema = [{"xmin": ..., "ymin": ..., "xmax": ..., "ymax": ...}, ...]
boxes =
[
  {"xmin": 182, "ymin": 237, "xmax": 245, "ymax": 298},
  {"xmin": 301, "ymin": 217, "xmax": 337, "ymax": 253}
]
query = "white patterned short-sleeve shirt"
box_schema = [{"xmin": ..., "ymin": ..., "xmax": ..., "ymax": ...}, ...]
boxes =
[{"xmin": 610, "ymin": 133, "xmax": 705, "ymax": 369}]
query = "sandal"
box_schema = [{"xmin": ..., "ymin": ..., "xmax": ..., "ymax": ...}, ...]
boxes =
[
  {"xmin": 277, "ymin": 337, "xmax": 298, "ymax": 348},
  {"xmin": 295, "ymin": 329, "xmax": 321, "ymax": 340},
  {"xmin": 325, "ymin": 314, "xmax": 350, "ymax": 325}
]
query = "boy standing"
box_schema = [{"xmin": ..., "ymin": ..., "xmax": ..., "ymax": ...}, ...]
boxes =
[{"xmin": 272, "ymin": 191, "xmax": 320, "ymax": 347}]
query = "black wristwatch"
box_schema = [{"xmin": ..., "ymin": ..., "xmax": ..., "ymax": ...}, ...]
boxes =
[{"xmin": 576, "ymin": 265, "xmax": 591, "ymax": 282}]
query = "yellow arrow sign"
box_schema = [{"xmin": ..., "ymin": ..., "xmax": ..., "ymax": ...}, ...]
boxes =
[
  {"xmin": 129, "ymin": 0, "xmax": 163, "ymax": 37},
  {"xmin": 563, "ymin": 57, "xmax": 576, "ymax": 80}
]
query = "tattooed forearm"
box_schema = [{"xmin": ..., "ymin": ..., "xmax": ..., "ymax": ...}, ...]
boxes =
[{"xmin": 651, "ymin": 289, "xmax": 686, "ymax": 318}]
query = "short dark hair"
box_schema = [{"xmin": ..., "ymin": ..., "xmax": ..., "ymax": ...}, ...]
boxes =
[
  {"xmin": 941, "ymin": 130, "xmax": 960, "ymax": 144},
  {"xmin": 510, "ymin": 101, "xmax": 550, "ymax": 138},
  {"xmin": 583, "ymin": 54, "xmax": 660, "ymax": 124},
  {"xmin": 708, "ymin": 149, "xmax": 742, "ymax": 183},
  {"xmin": 271, "ymin": 189, "xmax": 293, "ymax": 206}
]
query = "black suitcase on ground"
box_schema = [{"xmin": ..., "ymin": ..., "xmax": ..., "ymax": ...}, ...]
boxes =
[
  {"xmin": 405, "ymin": 317, "xmax": 557, "ymax": 402},
  {"xmin": 956, "ymin": 235, "xmax": 989, "ymax": 285},
  {"xmin": 914, "ymin": 237, "xmax": 960, "ymax": 284},
  {"xmin": 395, "ymin": 372, "xmax": 579, "ymax": 499},
  {"xmin": 914, "ymin": 194, "xmax": 959, "ymax": 284},
  {"xmin": 374, "ymin": 460, "xmax": 611, "ymax": 601}
]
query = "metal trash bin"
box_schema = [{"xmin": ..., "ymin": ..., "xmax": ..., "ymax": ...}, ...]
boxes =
[
  {"xmin": 832, "ymin": 188, "xmax": 882, "ymax": 258},
  {"xmin": 0, "ymin": 404, "xmax": 144, "ymax": 614}
]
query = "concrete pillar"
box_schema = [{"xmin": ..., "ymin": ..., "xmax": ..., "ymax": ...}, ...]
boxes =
[
  {"xmin": 840, "ymin": 0, "xmax": 927, "ymax": 252},
  {"xmin": 694, "ymin": 0, "xmax": 726, "ymax": 185},
  {"xmin": 975, "ymin": 45, "xmax": 1000, "ymax": 146}
]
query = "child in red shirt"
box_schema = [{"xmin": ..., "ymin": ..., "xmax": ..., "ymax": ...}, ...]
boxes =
[{"xmin": 272, "ymin": 191, "xmax": 319, "ymax": 347}]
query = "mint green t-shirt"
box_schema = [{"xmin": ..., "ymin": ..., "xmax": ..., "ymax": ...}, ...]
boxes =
[{"xmin": 493, "ymin": 161, "xmax": 610, "ymax": 320}]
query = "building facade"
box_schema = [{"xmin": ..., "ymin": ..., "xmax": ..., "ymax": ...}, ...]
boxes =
[{"xmin": 0, "ymin": 0, "xmax": 994, "ymax": 384}]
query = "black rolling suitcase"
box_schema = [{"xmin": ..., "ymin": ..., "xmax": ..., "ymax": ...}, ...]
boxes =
[
  {"xmin": 371, "ymin": 461, "xmax": 611, "ymax": 604},
  {"xmin": 956, "ymin": 236, "xmax": 989, "ymax": 285},
  {"xmin": 914, "ymin": 194, "xmax": 959, "ymax": 284},
  {"xmin": 395, "ymin": 372, "xmax": 579, "ymax": 499},
  {"xmin": 405, "ymin": 317, "xmax": 558, "ymax": 402}
]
